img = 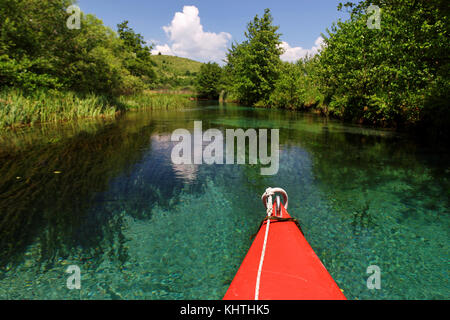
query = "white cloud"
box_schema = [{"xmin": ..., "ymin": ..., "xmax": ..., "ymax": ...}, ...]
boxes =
[
  {"xmin": 151, "ymin": 6, "xmax": 232, "ymax": 63},
  {"xmin": 152, "ymin": 43, "xmax": 175, "ymax": 56},
  {"xmin": 280, "ymin": 36, "xmax": 324, "ymax": 63}
]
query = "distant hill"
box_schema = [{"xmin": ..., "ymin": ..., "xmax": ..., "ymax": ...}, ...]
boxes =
[{"xmin": 151, "ymin": 54, "xmax": 203, "ymax": 91}]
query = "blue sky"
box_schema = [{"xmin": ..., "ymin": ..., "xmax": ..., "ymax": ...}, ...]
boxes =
[{"xmin": 77, "ymin": 0, "xmax": 350, "ymax": 63}]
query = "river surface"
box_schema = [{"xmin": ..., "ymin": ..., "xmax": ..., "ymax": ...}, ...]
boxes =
[{"xmin": 0, "ymin": 104, "xmax": 448, "ymax": 299}]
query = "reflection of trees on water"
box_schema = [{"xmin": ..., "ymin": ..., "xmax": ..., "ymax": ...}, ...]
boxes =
[
  {"xmin": 1, "ymin": 106, "xmax": 448, "ymax": 276},
  {"xmin": 0, "ymin": 124, "xmax": 143, "ymax": 269},
  {"xmin": 281, "ymin": 120, "xmax": 450, "ymax": 231},
  {"xmin": 0, "ymin": 114, "xmax": 204, "ymax": 270}
]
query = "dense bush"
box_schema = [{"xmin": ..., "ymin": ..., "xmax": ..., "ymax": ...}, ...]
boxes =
[
  {"xmin": 269, "ymin": 57, "xmax": 324, "ymax": 109},
  {"xmin": 195, "ymin": 62, "xmax": 223, "ymax": 99},
  {"xmin": 318, "ymin": 0, "xmax": 449, "ymax": 133},
  {"xmin": 0, "ymin": 0, "xmax": 154, "ymax": 95}
]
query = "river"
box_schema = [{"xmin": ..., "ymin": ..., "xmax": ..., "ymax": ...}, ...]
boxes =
[{"xmin": 0, "ymin": 104, "xmax": 448, "ymax": 299}]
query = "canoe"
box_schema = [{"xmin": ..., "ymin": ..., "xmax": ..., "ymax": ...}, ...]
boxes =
[{"xmin": 223, "ymin": 188, "xmax": 346, "ymax": 300}]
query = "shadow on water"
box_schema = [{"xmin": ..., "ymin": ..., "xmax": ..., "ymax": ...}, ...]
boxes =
[
  {"xmin": 0, "ymin": 111, "xmax": 207, "ymax": 271},
  {"xmin": 0, "ymin": 104, "xmax": 448, "ymax": 299}
]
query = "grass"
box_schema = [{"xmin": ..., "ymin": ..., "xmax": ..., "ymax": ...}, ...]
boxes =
[
  {"xmin": 150, "ymin": 54, "xmax": 203, "ymax": 91},
  {"xmin": 118, "ymin": 91, "xmax": 194, "ymax": 110},
  {"xmin": 0, "ymin": 88, "xmax": 118, "ymax": 129},
  {"xmin": 151, "ymin": 55, "xmax": 202, "ymax": 76},
  {"xmin": 0, "ymin": 88, "xmax": 194, "ymax": 129}
]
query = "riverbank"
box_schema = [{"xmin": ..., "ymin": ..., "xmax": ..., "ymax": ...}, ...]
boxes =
[
  {"xmin": 0, "ymin": 89, "xmax": 194, "ymax": 130},
  {"xmin": 222, "ymin": 93, "xmax": 449, "ymax": 143}
]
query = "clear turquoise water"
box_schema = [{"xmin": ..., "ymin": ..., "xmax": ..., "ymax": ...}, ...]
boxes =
[{"xmin": 0, "ymin": 104, "xmax": 448, "ymax": 299}]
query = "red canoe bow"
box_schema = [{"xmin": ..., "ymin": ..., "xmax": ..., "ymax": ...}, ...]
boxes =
[{"xmin": 223, "ymin": 188, "xmax": 346, "ymax": 300}]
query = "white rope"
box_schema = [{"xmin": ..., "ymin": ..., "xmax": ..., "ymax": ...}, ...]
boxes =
[{"xmin": 255, "ymin": 188, "xmax": 274, "ymax": 300}]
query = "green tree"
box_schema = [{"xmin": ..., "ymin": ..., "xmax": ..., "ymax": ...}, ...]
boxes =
[
  {"xmin": 0, "ymin": 0, "xmax": 74, "ymax": 89},
  {"xmin": 226, "ymin": 8, "xmax": 284, "ymax": 106},
  {"xmin": 269, "ymin": 62, "xmax": 303, "ymax": 109},
  {"xmin": 269, "ymin": 56, "xmax": 324, "ymax": 110},
  {"xmin": 318, "ymin": 0, "xmax": 449, "ymax": 133},
  {"xmin": 0, "ymin": 0, "xmax": 149, "ymax": 95},
  {"xmin": 117, "ymin": 20, "xmax": 156, "ymax": 85},
  {"xmin": 66, "ymin": 14, "xmax": 138, "ymax": 95},
  {"xmin": 195, "ymin": 62, "xmax": 223, "ymax": 99}
]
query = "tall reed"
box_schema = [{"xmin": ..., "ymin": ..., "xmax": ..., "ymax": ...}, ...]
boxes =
[
  {"xmin": 0, "ymin": 88, "xmax": 117, "ymax": 129},
  {"xmin": 0, "ymin": 89, "xmax": 193, "ymax": 129},
  {"xmin": 118, "ymin": 92, "xmax": 193, "ymax": 110}
]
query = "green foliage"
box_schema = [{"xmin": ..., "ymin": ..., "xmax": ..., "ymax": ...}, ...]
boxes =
[
  {"xmin": 220, "ymin": 1, "xmax": 448, "ymax": 138},
  {"xmin": 268, "ymin": 62, "xmax": 303, "ymax": 109},
  {"xmin": 0, "ymin": 0, "xmax": 194, "ymax": 128},
  {"xmin": 65, "ymin": 14, "xmax": 137, "ymax": 95},
  {"xmin": 0, "ymin": 0, "xmax": 155, "ymax": 95},
  {"xmin": 0, "ymin": 0, "xmax": 73, "ymax": 89},
  {"xmin": 269, "ymin": 57, "xmax": 324, "ymax": 109},
  {"xmin": 117, "ymin": 21, "xmax": 156, "ymax": 85},
  {"xmin": 195, "ymin": 62, "xmax": 223, "ymax": 99},
  {"xmin": 118, "ymin": 92, "xmax": 193, "ymax": 110},
  {"xmin": 0, "ymin": 88, "xmax": 117, "ymax": 128},
  {"xmin": 318, "ymin": 0, "xmax": 449, "ymax": 132},
  {"xmin": 150, "ymin": 55, "xmax": 202, "ymax": 91},
  {"xmin": 1, "ymin": 0, "xmax": 448, "ymax": 138},
  {"xmin": 0, "ymin": 88, "xmax": 193, "ymax": 129},
  {"xmin": 117, "ymin": 20, "xmax": 152, "ymax": 61},
  {"xmin": 226, "ymin": 8, "xmax": 283, "ymax": 105}
]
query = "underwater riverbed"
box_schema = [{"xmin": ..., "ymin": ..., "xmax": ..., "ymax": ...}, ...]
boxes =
[{"xmin": 0, "ymin": 104, "xmax": 448, "ymax": 299}]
